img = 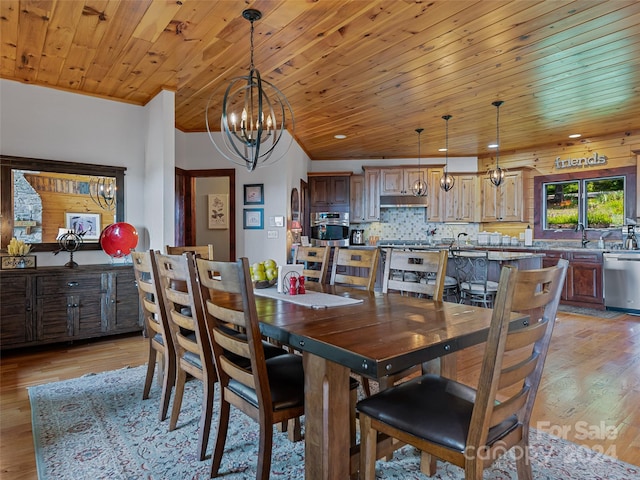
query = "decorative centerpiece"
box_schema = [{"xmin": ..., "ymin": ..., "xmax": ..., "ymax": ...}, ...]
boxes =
[
  {"xmin": 1, "ymin": 237, "xmax": 36, "ymax": 269},
  {"xmin": 250, "ymin": 259, "xmax": 278, "ymax": 289},
  {"xmin": 54, "ymin": 230, "xmax": 84, "ymax": 268}
]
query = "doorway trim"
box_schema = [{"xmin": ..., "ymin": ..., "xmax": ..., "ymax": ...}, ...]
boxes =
[{"xmin": 174, "ymin": 168, "xmax": 236, "ymax": 261}]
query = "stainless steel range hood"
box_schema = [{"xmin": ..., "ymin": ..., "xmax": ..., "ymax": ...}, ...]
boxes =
[{"xmin": 379, "ymin": 195, "xmax": 429, "ymax": 208}]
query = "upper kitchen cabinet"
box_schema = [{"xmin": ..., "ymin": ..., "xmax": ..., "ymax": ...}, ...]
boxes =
[
  {"xmin": 350, "ymin": 175, "xmax": 365, "ymax": 223},
  {"xmin": 443, "ymin": 174, "xmax": 479, "ymax": 222},
  {"xmin": 309, "ymin": 174, "xmax": 350, "ymax": 212},
  {"xmin": 364, "ymin": 168, "xmax": 381, "ymax": 222},
  {"xmin": 426, "ymin": 168, "xmax": 445, "ymax": 222},
  {"xmin": 380, "ymin": 167, "xmax": 428, "ymax": 196},
  {"xmin": 481, "ymin": 170, "xmax": 524, "ymax": 222}
]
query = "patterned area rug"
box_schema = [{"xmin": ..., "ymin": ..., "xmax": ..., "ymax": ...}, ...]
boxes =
[{"xmin": 29, "ymin": 365, "xmax": 639, "ymax": 479}]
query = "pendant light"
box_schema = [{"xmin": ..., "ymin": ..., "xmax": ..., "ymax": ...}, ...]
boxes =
[
  {"xmin": 487, "ymin": 100, "xmax": 505, "ymax": 187},
  {"xmin": 205, "ymin": 9, "xmax": 294, "ymax": 172},
  {"xmin": 439, "ymin": 115, "xmax": 455, "ymax": 192},
  {"xmin": 411, "ymin": 128, "xmax": 427, "ymax": 196}
]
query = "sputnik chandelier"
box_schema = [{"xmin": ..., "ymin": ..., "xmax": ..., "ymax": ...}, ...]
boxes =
[
  {"xmin": 89, "ymin": 176, "xmax": 116, "ymax": 210},
  {"xmin": 206, "ymin": 9, "xmax": 294, "ymax": 172}
]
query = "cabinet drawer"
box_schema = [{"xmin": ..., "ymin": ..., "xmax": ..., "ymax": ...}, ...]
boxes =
[
  {"xmin": 36, "ymin": 274, "xmax": 102, "ymax": 296},
  {"xmin": 569, "ymin": 251, "xmax": 602, "ymax": 263}
]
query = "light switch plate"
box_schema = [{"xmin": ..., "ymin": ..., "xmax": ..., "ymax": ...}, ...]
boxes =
[{"xmin": 267, "ymin": 230, "xmax": 278, "ymax": 239}]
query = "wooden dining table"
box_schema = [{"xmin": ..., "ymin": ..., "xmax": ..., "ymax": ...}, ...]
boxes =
[{"xmin": 251, "ymin": 283, "xmax": 529, "ymax": 480}]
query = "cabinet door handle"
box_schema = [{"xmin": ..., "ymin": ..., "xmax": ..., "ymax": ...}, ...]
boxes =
[{"xmin": 67, "ymin": 281, "xmax": 79, "ymax": 287}]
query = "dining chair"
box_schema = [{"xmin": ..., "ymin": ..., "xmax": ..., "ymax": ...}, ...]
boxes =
[
  {"xmin": 293, "ymin": 244, "xmax": 330, "ymax": 283},
  {"xmin": 194, "ymin": 257, "xmax": 305, "ymax": 480},
  {"xmin": 154, "ymin": 252, "xmax": 217, "ymax": 461},
  {"xmin": 330, "ymin": 247, "xmax": 380, "ymax": 291},
  {"xmin": 379, "ymin": 248, "xmax": 449, "ymax": 389},
  {"xmin": 357, "ymin": 259, "xmax": 569, "ymax": 480},
  {"xmin": 330, "ymin": 247, "xmax": 380, "ymax": 398},
  {"xmin": 166, "ymin": 244, "xmax": 214, "ymax": 260},
  {"xmin": 382, "ymin": 248, "xmax": 448, "ymax": 299},
  {"xmin": 452, "ymin": 249, "xmax": 498, "ymax": 308},
  {"xmin": 132, "ymin": 250, "xmax": 176, "ymax": 421}
]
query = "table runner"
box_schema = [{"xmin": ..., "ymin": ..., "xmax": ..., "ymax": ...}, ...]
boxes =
[{"xmin": 254, "ymin": 286, "xmax": 363, "ymax": 308}]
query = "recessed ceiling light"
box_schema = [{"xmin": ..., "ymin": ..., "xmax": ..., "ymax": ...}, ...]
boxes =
[
  {"xmin": 568, "ymin": 133, "xmax": 581, "ymax": 138},
  {"xmin": 334, "ymin": 134, "xmax": 347, "ymax": 139},
  {"xmin": 487, "ymin": 143, "xmax": 498, "ymax": 148},
  {"xmin": 438, "ymin": 148, "xmax": 447, "ymax": 152}
]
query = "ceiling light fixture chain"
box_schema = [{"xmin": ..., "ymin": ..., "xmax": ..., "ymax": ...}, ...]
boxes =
[
  {"xmin": 205, "ymin": 8, "xmax": 294, "ymax": 172},
  {"xmin": 440, "ymin": 115, "xmax": 455, "ymax": 192},
  {"xmin": 488, "ymin": 100, "xmax": 505, "ymax": 187},
  {"xmin": 411, "ymin": 128, "xmax": 427, "ymax": 197}
]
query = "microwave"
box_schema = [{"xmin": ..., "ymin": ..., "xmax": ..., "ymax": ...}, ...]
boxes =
[{"xmin": 310, "ymin": 212, "xmax": 350, "ymax": 246}]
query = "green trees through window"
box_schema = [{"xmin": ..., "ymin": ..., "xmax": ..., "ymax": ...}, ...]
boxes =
[{"xmin": 544, "ymin": 176, "xmax": 625, "ymax": 230}]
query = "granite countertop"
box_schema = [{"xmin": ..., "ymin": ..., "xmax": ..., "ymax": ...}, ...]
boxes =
[
  {"xmin": 376, "ymin": 240, "xmax": 614, "ymax": 253},
  {"xmin": 376, "ymin": 242, "xmax": 544, "ymax": 260}
]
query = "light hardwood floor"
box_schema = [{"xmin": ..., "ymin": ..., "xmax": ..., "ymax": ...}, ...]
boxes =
[{"xmin": 1, "ymin": 312, "xmax": 639, "ymax": 478}]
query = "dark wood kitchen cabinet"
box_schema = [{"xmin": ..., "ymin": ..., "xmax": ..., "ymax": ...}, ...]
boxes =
[
  {"xmin": 566, "ymin": 251, "xmax": 603, "ymax": 307},
  {"xmin": 540, "ymin": 249, "xmax": 603, "ymax": 308},
  {"xmin": 0, "ymin": 264, "xmax": 141, "ymax": 349},
  {"xmin": 309, "ymin": 175, "xmax": 350, "ymax": 211}
]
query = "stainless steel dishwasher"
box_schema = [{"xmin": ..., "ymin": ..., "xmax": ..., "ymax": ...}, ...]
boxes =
[{"xmin": 603, "ymin": 252, "xmax": 640, "ymax": 315}]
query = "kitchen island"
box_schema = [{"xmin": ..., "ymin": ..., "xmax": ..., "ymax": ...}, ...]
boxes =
[{"xmin": 377, "ymin": 242, "xmax": 545, "ymax": 283}]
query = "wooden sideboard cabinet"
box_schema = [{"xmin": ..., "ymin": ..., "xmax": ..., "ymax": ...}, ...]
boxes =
[{"xmin": 0, "ymin": 264, "xmax": 141, "ymax": 349}]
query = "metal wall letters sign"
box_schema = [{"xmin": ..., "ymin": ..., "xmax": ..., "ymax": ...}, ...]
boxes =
[{"xmin": 554, "ymin": 152, "xmax": 607, "ymax": 169}]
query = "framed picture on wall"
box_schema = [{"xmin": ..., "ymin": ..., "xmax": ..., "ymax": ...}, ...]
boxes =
[
  {"xmin": 208, "ymin": 193, "xmax": 229, "ymax": 229},
  {"xmin": 243, "ymin": 208, "xmax": 264, "ymax": 229},
  {"xmin": 244, "ymin": 184, "xmax": 264, "ymax": 205},
  {"xmin": 65, "ymin": 212, "xmax": 101, "ymax": 240}
]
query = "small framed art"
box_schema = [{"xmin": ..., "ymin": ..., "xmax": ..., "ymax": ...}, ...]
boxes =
[
  {"xmin": 65, "ymin": 212, "xmax": 101, "ymax": 240},
  {"xmin": 244, "ymin": 184, "xmax": 264, "ymax": 205},
  {"xmin": 208, "ymin": 193, "xmax": 229, "ymax": 229},
  {"xmin": 243, "ymin": 208, "xmax": 264, "ymax": 229}
]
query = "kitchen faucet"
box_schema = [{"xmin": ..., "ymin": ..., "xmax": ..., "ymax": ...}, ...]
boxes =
[
  {"xmin": 457, "ymin": 232, "xmax": 468, "ymax": 249},
  {"xmin": 575, "ymin": 222, "xmax": 589, "ymax": 248}
]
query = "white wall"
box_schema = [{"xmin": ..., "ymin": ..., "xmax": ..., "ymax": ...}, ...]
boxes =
[
  {"xmin": 143, "ymin": 90, "xmax": 175, "ymax": 251},
  {"xmin": 0, "ymin": 80, "xmax": 149, "ymax": 265},
  {"xmin": 176, "ymin": 130, "xmax": 311, "ymax": 266}
]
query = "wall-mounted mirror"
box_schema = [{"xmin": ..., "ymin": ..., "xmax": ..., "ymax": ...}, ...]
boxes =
[{"xmin": 1, "ymin": 155, "xmax": 125, "ymax": 252}]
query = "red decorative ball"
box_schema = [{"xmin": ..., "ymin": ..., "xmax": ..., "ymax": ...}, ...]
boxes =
[{"xmin": 99, "ymin": 222, "xmax": 138, "ymax": 258}]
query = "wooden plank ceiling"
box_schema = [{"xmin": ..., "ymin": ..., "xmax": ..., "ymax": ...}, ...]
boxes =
[{"xmin": 2, "ymin": 0, "xmax": 640, "ymax": 161}]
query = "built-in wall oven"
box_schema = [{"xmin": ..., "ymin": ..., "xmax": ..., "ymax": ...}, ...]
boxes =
[{"xmin": 310, "ymin": 212, "xmax": 349, "ymax": 246}]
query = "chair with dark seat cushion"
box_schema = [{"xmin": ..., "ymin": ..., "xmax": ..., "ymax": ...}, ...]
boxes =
[
  {"xmin": 132, "ymin": 250, "xmax": 176, "ymax": 421},
  {"xmin": 154, "ymin": 252, "xmax": 217, "ymax": 461},
  {"xmin": 195, "ymin": 257, "xmax": 305, "ymax": 480},
  {"xmin": 357, "ymin": 259, "xmax": 568, "ymax": 480}
]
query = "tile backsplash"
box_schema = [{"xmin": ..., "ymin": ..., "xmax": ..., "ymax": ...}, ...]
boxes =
[{"xmin": 358, "ymin": 207, "xmax": 480, "ymax": 243}]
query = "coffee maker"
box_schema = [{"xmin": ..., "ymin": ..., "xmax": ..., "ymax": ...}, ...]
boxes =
[
  {"xmin": 623, "ymin": 225, "xmax": 639, "ymax": 250},
  {"xmin": 350, "ymin": 229, "xmax": 365, "ymax": 245}
]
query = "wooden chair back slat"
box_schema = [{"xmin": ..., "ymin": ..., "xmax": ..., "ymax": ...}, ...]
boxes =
[
  {"xmin": 166, "ymin": 244, "xmax": 214, "ymax": 260},
  {"xmin": 382, "ymin": 249, "xmax": 448, "ymax": 300},
  {"xmin": 294, "ymin": 245, "xmax": 330, "ymax": 282},
  {"xmin": 330, "ymin": 247, "xmax": 380, "ymax": 291}
]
